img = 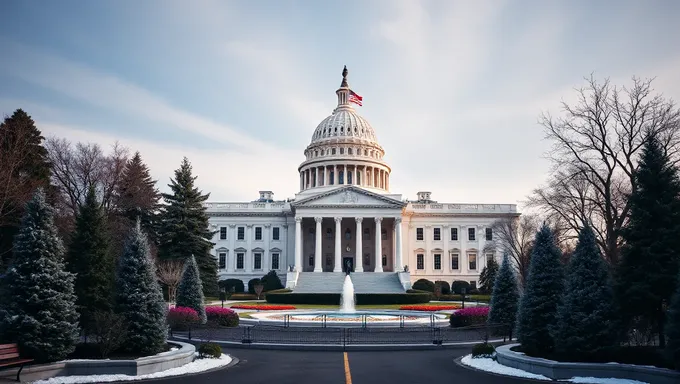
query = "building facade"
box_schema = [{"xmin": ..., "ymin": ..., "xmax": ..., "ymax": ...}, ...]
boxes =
[{"xmin": 206, "ymin": 67, "xmax": 519, "ymax": 289}]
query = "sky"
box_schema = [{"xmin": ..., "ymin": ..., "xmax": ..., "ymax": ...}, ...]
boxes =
[{"xmin": 1, "ymin": 0, "xmax": 680, "ymax": 208}]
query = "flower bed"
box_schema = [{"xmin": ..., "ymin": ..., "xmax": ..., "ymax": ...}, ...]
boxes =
[
  {"xmin": 231, "ymin": 304, "xmax": 297, "ymax": 310},
  {"xmin": 399, "ymin": 305, "xmax": 460, "ymax": 311},
  {"xmin": 449, "ymin": 306, "xmax": 489, "ymax": 328},
  {"xmin": 167, "ymin": 307, "xmax": 199, "ymax": 330},
  {"xmin": 205, "ymin": 306, "xmax": 239, "ymax": 327}
]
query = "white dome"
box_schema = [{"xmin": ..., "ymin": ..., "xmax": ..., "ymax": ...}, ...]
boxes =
[{"xmin": 310, "ymin": 108, "xmax": 378, "ymax": 144}]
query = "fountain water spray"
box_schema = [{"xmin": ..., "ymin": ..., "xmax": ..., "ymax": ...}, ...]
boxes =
[{"xmin": 340, "ymin": 275, "xmax": 356, "ymax": 313}]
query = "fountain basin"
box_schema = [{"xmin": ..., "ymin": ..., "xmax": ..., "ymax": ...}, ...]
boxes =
[{"xmin": 247, "ymin": 310, "xmax": 449, "ymax": 327}]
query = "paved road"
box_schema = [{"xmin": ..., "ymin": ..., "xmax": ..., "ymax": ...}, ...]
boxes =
[{"xmin": 149, "ymin": 348, "xmax": 540, "ymax": 384}]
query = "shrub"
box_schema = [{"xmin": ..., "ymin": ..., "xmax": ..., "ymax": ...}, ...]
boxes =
[
  {"xmin": 205, "ymin": 307, "xmax": 239, "ymax": 327},
  {"xmin": 218, "ymin": 278, "xmax": 245, "ymax": 293},
  {"xmin": 260, "ymin": 270, "xmax": 284, "ymax": 292},
  {"xmin": 412, "ymin": 279, "xmax": 435, "ymax": 292},
  {"xmin": 400, "ymin": 305, "xmax": 460, "ymax": 311},
  {"xmin": 451, "ymin": 280, "xmax": 472, "ymax": 294},
  {"xmin": 231, "ymin": 304, "xmax": 296, "ymax": 310},
  {"xmin": 167, "ymin": 307, "xmax": 200, "ymax": 331},
  {"xmin": 92, "ymin": 311, "xmax": 127, "ymax": 358},
  {"xmin": 229, "ymin": 293, "xmax": 259, "ymax": 300},
  {"xmin": 198, "ymin": 343, "xmax": 222, "ymax": 359},
  {"xmin": 434, "ymin": 281, "xmax": 451, "ymax": 295},
  {"xmin": 248, "ymin": 278, "xmax": 262, "ymax": 294},
  {"xmin": 449, "ymin": 307, "xmax": 490, "ymax": 328},
  {"xmin": 439, "ymin": 294, "xmax": 491, "ymax": 302},
  {"xmin": 472, "ymin": 342, "xmax": 496, "ymax": 358}
]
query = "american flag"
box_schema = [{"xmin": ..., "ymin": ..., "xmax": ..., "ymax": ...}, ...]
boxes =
[{"xmin": 349, "ymin": 89, "xmax": 363, "ymax": 106}]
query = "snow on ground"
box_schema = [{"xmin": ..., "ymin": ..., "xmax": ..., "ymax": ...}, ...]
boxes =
[
  {"xmin": 32, "ymin": 353, "xmax": 232, "ymax": 384},
  {"xmin": 460, "ymin": 355, "xmax": 649, "ymax": 384}
]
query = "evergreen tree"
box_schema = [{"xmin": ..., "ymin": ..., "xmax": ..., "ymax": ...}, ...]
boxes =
[
  {"xmin": 0, "ymin": 109, "xmax": 52, "ymax": 269},
  {"xmin": 116, "ymin": 220, "xmax": 167, "ymax": 355},
  {"xmin": 615, "ymin": 135, "xmax": 680, "ymax": 348},
  {"xmin": 487, "ymin": 254, "xmax": 520, "ymax": 339},
  {"xmin": 554, "ymin": 224, "xmax": 617, "ymax": 358},
  {"xmin": 665, "ymin": 270, "xmax": 680, "ymax": 369},
  {"xmin": 0, "ymin": 189, "xmax": 79, "ymax": 362},
  {"xmin": 261, "ymin": 270, "xmax": 284, "ymax": 292},
  {"xmin": 67, "ymin": 185, "xmax": 113, "ymax": 334},
  {"xmin": 158, "ymin": 157, "xmax": 217, "ymax": 296},
  {"xmin": 479, "ymin": 257, "xmax": 499, "ymax": 294},
  {"xmin": 516, "ymin": 224, "xmax": 564, "ymax": 357},
  {"xmin": 176, "ymin": 255, "xmax": 206, "ymax": 323},
  {"xmin": 115, "ymin": 152, "xmax": 161, "ymax": 242}
]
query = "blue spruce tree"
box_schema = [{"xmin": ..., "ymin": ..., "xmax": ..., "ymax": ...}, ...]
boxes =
[
  {"xmin": 516, "ymin": 224, "xmax": 564, "ymax": 357},
  {"xmin": 0, "ymin": 189, "xmax": 79, "ymax": 362},
  {"xmin": 554, "ymin": 224, "xmax": 617, "ymax": 358},
  {"xmin": 116, "ymin": 220, "xmax": 167, "ymax": 354},
  {"xmin": 667, "ymin": 270, "xmax": 680, "ymax": 369},
  {"xmin": 487, "ymin": 254, "xmax": 520, "ymax": 339},
  {"xmin": 176, "ymin": 255, "xmax": 206, "ymax": 324}
]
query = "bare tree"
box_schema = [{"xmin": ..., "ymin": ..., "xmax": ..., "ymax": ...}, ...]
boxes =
[
  {"xmin": 489, "ymin": 215, "xmax": 538, "ymax": 287},
  {"xmin": 527, "ymin": 75, "xmax": 680, "ymax": 264},
  {"xmin": 156, "ymin": 259, "xmax": 185, "ymax": 303}
]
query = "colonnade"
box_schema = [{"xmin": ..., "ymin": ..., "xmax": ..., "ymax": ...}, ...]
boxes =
[{"xmin": 299, "ymin": 164, "xmax": 389, "ymax": 191}]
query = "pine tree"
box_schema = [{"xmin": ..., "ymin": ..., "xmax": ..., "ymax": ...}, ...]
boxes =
[
  {"xmin": 176, "ymin": 255, "xmax": 206, "ymax": 324},
  {"xmin": 516, "ymin": 224, "xmax": 564, "ymax": 357},
  {"xmin": 479, "ymin": 257, "xmax": 499, "ymax": 294},
  {"xmin": 116, "ymin": 220, "xmax": 167, "ymax": 355},
  {"xmin": 0, "ymin": 109, "xmax": 52, "ymax": 270},
  {"xmin": 665, "ymin": 270, "xmax": 680, "ymax": 369},
  {"xmin": 158, "ymin": 157, "xmax": 218, "ymax": 296},
  {"xmin": 488, "ymin": 254, "xmax": 520, "ymax": 339},
  {"xmin": 67, "ymin": 185, "xmax": 113, "ymax": 334},
  {"xmin": 615, "ymin": 135, "xmax": 680, "ymax": 348},
  {"xmin": 554, "ymin": 224, "xmax": 617, "ymax": 358},
  {"xmin": 0, "ymin": 189, "xmax": 79, "ymax": 362}
]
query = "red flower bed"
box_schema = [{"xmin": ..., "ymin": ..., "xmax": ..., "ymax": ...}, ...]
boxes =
[
  {"xmin": 231, "ymin": 304, "xmax": 296, "ymax": 310},
  {"xmin": 399, "ymin": 305, "xmax": 461, "ymax": 311},
  {"xmin": 205, "ymin": 306, "xmax": 239, "ymax": 327},
  {"xmin": 167, "ymin": 306, "xmax": 199, "ymax": 330}
]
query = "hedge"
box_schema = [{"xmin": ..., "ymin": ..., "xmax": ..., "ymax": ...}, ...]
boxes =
[
  {"xmin": 438, "ymin": 294, "xmax": 491, "ymax": 302},
  {"xmin": 412, "ymin": 279, "xmax": 435, "ymax": 292},
  {"xmin": 218, "ymin": 278, "xmax": 245, "ymax": 293},
  {"xmin": 229, "ymin": 293, "xmax": 259, "ymax": 300},
  {"xmin": 265, "ymin": 292, "xmax": 431, "ymax": 305}
]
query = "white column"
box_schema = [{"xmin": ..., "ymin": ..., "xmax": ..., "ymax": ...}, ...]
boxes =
[
  {"xmin": 374, "ymin": 217, "xmax": 383, "ymax": 272},
  {"xmin": 314, "ymin": 217, "xmax": 323, "ymax": 272},
  {"xmin": 334, "ymin": 217, "xmax": 342, "ymax": 272},
  {"xmin": 246, "ymin": 224, "xmax": 253, "ymax": 272},
  {"xmin": 315, "ymin": 167, "xmax": 319, "ymax": 187},
  {"xmin": 264, "ymin": 224, "xmax": 271, "ymax": 271},
  {"xmin": 334, "ymin": 165, "xmax": 338, "ymax": 185},
  {"xmin": 461, "ymin": 226, "xmax": 467, "ymax": 273},
  {"xmin": 395, "ymin": 217, "xmax": 403, "ymax": 272},
  {"xmin": 355, "ymin": 217, "xmax": 364, "ymax": 272},
  {"xmin": 300, "ymin": 172, "xmax": 303, "ymax": 191},
  {"xmin": 344, "ymin": 164, "xmax": 347, "ymax": 184},
  {"xmin": 227, "ymin": 224, "xmax": 236, "ymax": 272},
  {"xmin": 295, "ymin": 217, "xmax": 303, "ymax": 272}
]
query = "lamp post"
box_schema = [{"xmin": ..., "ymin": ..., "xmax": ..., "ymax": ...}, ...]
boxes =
[{"xmin": 461, "ymin": 288, "xmax": 466, "ymax": 309}]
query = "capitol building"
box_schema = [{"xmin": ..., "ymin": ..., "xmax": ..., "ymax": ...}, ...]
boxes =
[{"xmin": 205, "ymin": 67, "xmax": 519, "ymax": 292}]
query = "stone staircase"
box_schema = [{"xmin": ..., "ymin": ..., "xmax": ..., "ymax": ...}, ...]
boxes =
[{"xmin": 293, "ymin": 272, "xmax": 406, "ymax": 294}]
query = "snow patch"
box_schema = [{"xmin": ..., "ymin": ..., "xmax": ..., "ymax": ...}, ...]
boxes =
[
  {"xmin": 567, "ymin": 377, "xmax": 648, "ymax": 384},
  {"xmin": 32, "ymin": 353, "xmax": 232, "ymax": 384},
  {"xmin": 460, "ymin": 355, "xmax": 550, "ymax": 380}
]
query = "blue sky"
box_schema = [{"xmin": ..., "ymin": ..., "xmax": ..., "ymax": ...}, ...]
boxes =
[{"xmin": 1, "ymin": 0, "xmax": 680, "ymax": 206}]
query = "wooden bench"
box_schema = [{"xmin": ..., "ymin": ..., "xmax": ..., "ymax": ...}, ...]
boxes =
[{"xmin": 0, "ymin": 344, "xmax": 33, "ymax": 382}]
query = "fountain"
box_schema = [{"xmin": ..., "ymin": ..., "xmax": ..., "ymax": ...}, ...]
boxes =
[{"xmin": 339, "ymin": 275, "xmax": 356, "ymax": 313}]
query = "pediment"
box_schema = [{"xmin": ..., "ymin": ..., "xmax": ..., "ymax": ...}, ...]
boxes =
[{"xmin": 292, "ymin": 186, "xmax": 405, "ymax": 209}]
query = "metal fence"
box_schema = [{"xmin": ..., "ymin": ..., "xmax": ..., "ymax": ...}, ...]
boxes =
[{"xmin": 173, "ymin": 323, "xmax": 510, "ymax": 347}]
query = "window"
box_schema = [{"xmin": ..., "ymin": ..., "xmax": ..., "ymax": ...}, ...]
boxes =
[
  {"xmin": 326, "ymin": 228, "xmax": 333, "ymax": 240},
  {"xmin": 348, "ymin": 171, "xmax": 352, "ymax": 184},
  {"xmin": 382, "ymin": 254, "xmax": 387, "ymax": 266},
  {"xmin": 340, "ymin": 148, "xmax": 344, "ymax": 154},
  {"xmin": 468, "ymin": 227, "xmax": 476, "ymax": 241},
  {"xmin": 326, "ymin": 255, "xmax": 332, "ymax": 267},
  {"xmin": 255, "ymin": 227, "xmax": 262, "ymax": 240},
  {"xmin": 364, "ymin": 149, "xmax": 368, "ymax": 156},
  {"xmin": 363, "ymin": 228, "xmax": 370, "ymax": 240},
  {"xmin": 254, "ymin": 253, "xmax": 262, "ymax": 270},
  {"xmin": 330, "ymin": 171, "xmax": 335, "ymax": 185},
  {"xmin": 272, "ymin": 227, "xmax": 280, "ymax": 240},
  {"xmin": 416, "ymin": 228, "xmax": 424, "ymax": 241},
  {"xmin": 364, "ymin": 254, "xmax": 370, "ymax": 266},
  {"xmin": 469, "ymin": 253, "xmax": 477, "ymax": 270},
  {"xmin": 272, "ymin": 253, "xmax": 280, "ymax": 270},
  {"xmin": 348, "ymin": 148, "xmax": 353, "ymax": 155},
  {"xmin": 381, "ymin": 229, "xmax": 387, "ymax": 240},
  {"xmin": 417, "ymin": 254, "xmax": 424, "ymax": 270},
  {"xmin": 236, "ymin": 253, "xmax": 244, "ymax": 269},
  {"xmin": 357, "ymin": 172, "xmax": 361, "ymax": 185},
  {"xmin": 308, "ymin": 227, "xmax": 315, "ymax": 239},
  {"xmin": 345, "ymin": 228, "xmax": 351, "ymax": 240},
  {"xmin": 237, "ymin": 227, "xmax": 245, "ymax": 240},
  {"xmin": 339, "ymin": 170, "xmax": 344, "ymax": 184},
  {"xmin": 219, "ymin": 252, "xmax": 226, "ymax": 269},
  {"xmin": 220, "ymin": 227, "xmax": 227, "ymax": 240},
  {"xmin": 486, "ymin": 253, "xmax": 495, "ymax": 267},
  {"xmin": 434, "ymin": 254, "xmax": 441, "ymax": 270},
  {"xmin": 451, "ymin": 253, "xmax": 459, "ymax": 270},
  {"xmin": 486, "ymin": 228, "xmax": 493, "ymax": 241},
  {"xmin": 451, "ymin": 227, "xmax": 458, "ymax": 241},
  {"xmin": 332, "ymin": 148, "xmax": 336, "ymax": 155},
  {"xmin": 433, "ymin": 228, "xmax": 441, "ymax": 241},
  {"xmin": 309, "ymin": 255, "xmax": 314, "ymax": 266}
]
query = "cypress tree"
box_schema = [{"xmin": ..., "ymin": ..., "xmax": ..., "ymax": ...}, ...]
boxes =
[
  {"xmin": 116, "ymin": 220, "xmax": 167, "ymax": 355},
  {"xmin": 176, "ymin": 255, "xmax": 206, "ymax": 324},
  {"xmin": 487, "ymin": 254, "xmax": 520, "ymax": 339},
  {"xmin": 516, "ymin": 224, "xmax": 564, "ymax": 357},
  {"xmin": 616, "ymin": 135, "xmax": 680, "ymax": 348},
  {"xmin": 554, "ymin": 224, "xmax": 617, "ymax": 358},
  {"xmin": 67, "ymin": 185, "xmax": 112, "ymax": 334},
  {"xmin": 0, "ymin": 189, "xmax": 79, "ymax": 362},
  {"xmin": 479, "ymin": 257, "xmax": 499, "ymax": 294},
  {"xmin": 158, "ymin": 157, "xmax": 218, "ymax": 296},
  {"xmin": 665, "ymin": 270, "xmax": 680, "ymax": 369}
]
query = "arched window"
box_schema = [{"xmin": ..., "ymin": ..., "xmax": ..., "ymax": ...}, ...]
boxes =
[
  {"xmin": 345, "ymin": 228, "xmax": 352, "ymax": 240},
  {"xmin": 326, "ymin": 228, "xmax": 333, "ymax": 240}
]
